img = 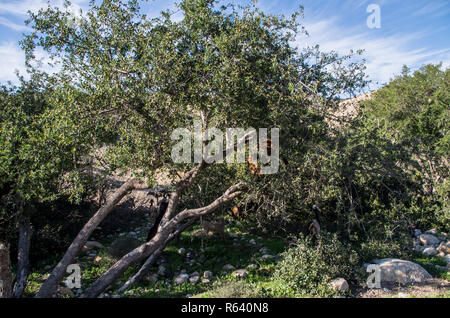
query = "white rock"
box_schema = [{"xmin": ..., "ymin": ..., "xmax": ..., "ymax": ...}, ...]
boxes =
[
  {"xmin": 174, "ymin": 273, "xmax": 190, "ymax": 285},
  {"xmin": 203, "ymin": 270, "xmax": 213, "ymax": 279},
  {"xmin": 83, "ymin": 241, "xmax": 104, "ymax": 250},
  {"xmin": 371, "ymin": 258, "xmax": 432, "ymax": 285},
  {"xmin": 425, "ymin": 229, "xmax": 438, "ymax": 235},
  {"xmin": 260, "ymin": 254, "xmax": 275, "ymax": 261},
  {"xmin": 249, "ymin": 239, "xmax": 256, "ymax": 245},
  {"xmin": 437, "ymin": 242, "xmax": 450, "ymax": 254},
  {"xmin": 330, "ymin": 278, "xmax": 349, "ymax": 292},
  {"xmin": 232, "ymin": 269, "xmax": 249, "ymax": 278},
  {"xmin": 189, "ymin": 276, "xmax": 199, "ymax": 284},
  {"xmin": 247, "ymin": 264, "xmax": 258, "ymax": 270},
  {"xmin": 419, "ymin": 234, "xmax": 441, "ymax": 246},
  {"xmin": 422, "ymin": 247, "xmax": 438, "ymax": 256},
  {"xmin": 202, "ymin": 279, "xmax": 211, "ymax": 284},
  {"xmin": 223, "ymin": 264, "xmax": 236, "ymax": 271},
  {"xmin": 178, "ymin": 248, "xmax": 186, "ymax": 255}
]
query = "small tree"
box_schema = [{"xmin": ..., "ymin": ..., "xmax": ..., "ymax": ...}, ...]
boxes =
[{"xmin": 0, "ymin": 77, "xmax": 92, "ymax": 297}]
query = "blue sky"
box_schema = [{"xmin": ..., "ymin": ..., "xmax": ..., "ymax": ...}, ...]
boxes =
[{"xmin": 0, "ymin": 0, "xmax": 449, "ymax": 89}]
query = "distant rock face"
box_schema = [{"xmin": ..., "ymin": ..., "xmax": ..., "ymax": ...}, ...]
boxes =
[
  {"xmin": 419, "ymin": 234, "xmax": 441, "ymax": 246},
  {"xmin": 371, "ymin": 258, "xmax": 432, "ymax": 285},
  {"xmin": 330, "ymin": 278, "xmax": 349, "ymax": 292}
]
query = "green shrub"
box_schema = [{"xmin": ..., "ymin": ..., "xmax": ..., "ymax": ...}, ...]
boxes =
[
  {"xmin": 358, "ymin": 237, "xmax": 412, "ymax": 263},
  {"xmin": 274, "ymin": 233, "xmax": 363, "ymax": 297}
]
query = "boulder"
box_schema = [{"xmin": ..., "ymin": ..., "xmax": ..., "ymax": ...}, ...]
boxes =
[
  {"xmin": 260, "ymin": 254, "xmax": 275, "ymax": 261},
  {"xmin": 203, "ymin": 270, "xmax": 213, "ymax": 279},
  {"xmin": 437, "ymin": 242, "xmax": 450, "ymax": 254},
  {"xmin": 330, "ymin": 278, "xmax": 349, "ymax": 292},
  {"xmin": 422, "ymin": 247, "xmax": 438, "ymax": 256},
  {"xmin": 189, "ymin": 276, "xmax": 200, "ymax": 284},
  {"xmin": 232, "ymin": 269, "xmax": 249, "ymax": 278},
  {"xmin": 419, "ymin": 234, "xmax": 440, "ymax": 246},
  {"xmin": 223, "ymin": 264, "xmax": 236, "ymax": 271},
  {"xmin": 174, "ymin": 273, "xmax": 190, "ymax": 285},
  {"xmin": 425, "ymin": 229, "xmax": 438, "ymax": 235},
  {"xmin": 371, "ymin": 258, "xmax": 432, "ymax": 285},
  {"xmin": 178, "ymin": 248, "xmax": 186, "ymax": 255},
  {"xmin": 83, "ymin": 241, "xmax": 104, "ymax": 250}
]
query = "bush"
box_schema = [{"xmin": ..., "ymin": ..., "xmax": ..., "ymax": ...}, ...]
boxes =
[{"xmin": 274, "ymin": 233, "xmax": 363, "ymax": 297}]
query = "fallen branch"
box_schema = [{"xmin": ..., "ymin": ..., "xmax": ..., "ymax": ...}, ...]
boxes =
[
  {"xmin": 35, "ymin": 178, "xmax": 147, "ymax": 298},
  {"xmin": 83, "ymin": 182, "xmax": 245, "ymax": 298},
  {"xmin": 118, "ymin": 218, "xmax": 197, "ymax": 293}
]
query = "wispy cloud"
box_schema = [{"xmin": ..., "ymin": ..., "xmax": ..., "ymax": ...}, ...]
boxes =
[
  {"xmin": 0, "ymin": 41, "xmax": 26, "ymax": 83},
  {"xmin": 296, "ymin": 18, "xmax": 450, "ymax": 87},
  {"xmin": 0, "ymin": 0, "xmax": 89, "ymax": 16},
  {"xmin": 412, "ymin": 2, "xmax": 450, "ymax": 18},
  {"xmin": 0, "ymin": 16, "xmax": 32, "ymax": 31}
]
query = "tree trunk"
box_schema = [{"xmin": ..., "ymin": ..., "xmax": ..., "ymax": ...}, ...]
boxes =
[
  {"xmin": 119, "ymin": 218, "xmax": 197, "ymax": 293},
  {"xmin": 35, "ymin": 178, "xmax": 145, "ymax": 298},
  {"xmin": 0, "ymin": 242, "xmax": 13, "ymax": 298},
  {"xmin": 83, "ymin": 183, "xmax": 243, "ymax": 298},
  {"xmin": 12, "ymin": 216, "xmax": 32, "ymax": 298}
]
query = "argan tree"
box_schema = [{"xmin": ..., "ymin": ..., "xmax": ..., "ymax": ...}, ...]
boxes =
[
  {"xmin": 18, "ymin": 0, "xmax": 366, "ymax": 297},
  {"xmin": 0, "ymin": 77, "xmax": 91, "ymax": 297}
]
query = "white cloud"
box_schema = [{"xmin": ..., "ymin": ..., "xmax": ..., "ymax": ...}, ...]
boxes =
[
  {"xmin": 296, "ymin": 18, "xmax": 450, "ymax": 88},
  {"xmin": 0, "ymin": 41, "xmax": 56, "ymax": 85},
  {"xmin": 0, "ymin": 0, "xmax": 89, "ymax": 16},
  {"xmin": 0, "ymin": 16, "xmax": 32, "ymax": 31},
  {"xmin": 0, "ymin": 41, "xmax": 26, "ymax": 84}
]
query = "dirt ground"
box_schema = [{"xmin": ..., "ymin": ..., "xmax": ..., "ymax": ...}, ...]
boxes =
[{"xmin": 356, "ymin": 278, "xmax": 450, "ymax": 298}]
